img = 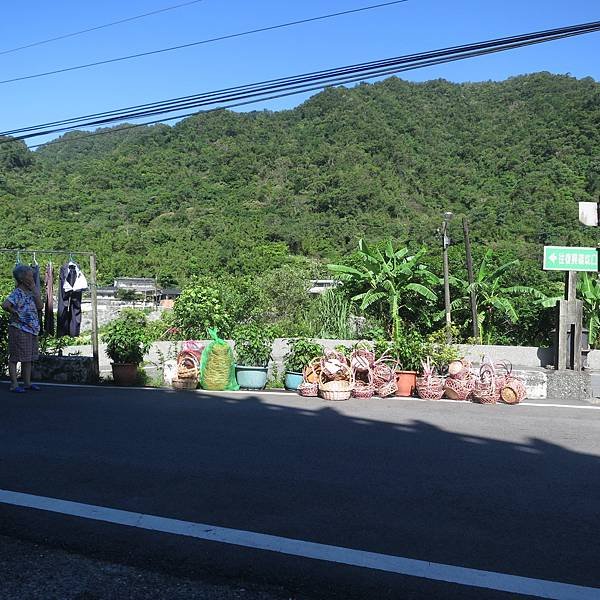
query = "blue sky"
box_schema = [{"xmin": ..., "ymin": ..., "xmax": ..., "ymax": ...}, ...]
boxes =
[{"xmin": 1, "ymin": 0, "xmax": 598, "ymax": 145}]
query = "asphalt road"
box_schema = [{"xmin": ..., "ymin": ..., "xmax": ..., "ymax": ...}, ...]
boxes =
[{"xmin": 1, "ymin": 385, "xmax": 599, "ymax": 599}]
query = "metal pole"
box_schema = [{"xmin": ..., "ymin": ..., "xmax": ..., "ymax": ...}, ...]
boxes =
[
  {"xmin": 89, "ymin": 253, "xmax": 100, "ymax": 382},
  {"xmin": 442, "ymin": 220, "xmax": 452, "ymax": 337},
  {"xmin": 462, "ymin": 217, "xmax": 479, "ymax": 340}
]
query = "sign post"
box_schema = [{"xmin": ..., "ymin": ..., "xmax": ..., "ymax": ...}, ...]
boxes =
[{"xmin": 543, "ymin": 246, "xmax": 594, "ymax": 371}]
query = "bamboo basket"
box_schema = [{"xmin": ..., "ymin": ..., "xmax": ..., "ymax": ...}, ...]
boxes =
[
  {"xmin": 319, "ymin": 366, "xmax": 354, "ymax": 401},
  {"xmin": 444, "ymin": 376, "xmax": 475, "ymax": 401},
  {"xmin": 172, "ymin": 353, "xmax": 199, "ymax": 391},
  {"xmin": 303, "ymin": 359, "xmax": 322, "ymax": 385},
  {"xmin": 298, "ymin": 381, "xmax": 319, "ymax": 397},
  {"xmin": 352, "ymin": 369, "xmax": 375, "ymax": 399},
  {"xmin": 377, "ymin": 378, "xmax": 398, "ymax": 398},
  {"xmin": 350, "ymin": 345, "xmax": 375, "ymax": 373},
  {"xmin": 448, "ymin": 359, "xmax": 472, "ymax": 380},
  {"xmin": 501, "ymin": 376, "xmax": 527, "ymax": 404},
  {"xmin": 416, "ymin": 376, "xmax": 444, "ymax": 400}
]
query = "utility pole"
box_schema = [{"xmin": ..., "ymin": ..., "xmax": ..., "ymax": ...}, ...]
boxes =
[
  {"xmin": 462, "ymin": 217, "xmax": 479, "ymax": 340},
  {"xmin": 442, "ymin": 212, "xmax": 453, "ymax": 340}
]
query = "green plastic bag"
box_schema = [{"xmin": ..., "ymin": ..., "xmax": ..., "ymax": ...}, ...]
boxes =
[{"xmin": 199, "ymin": 328, "xmax": 239, "ymax": 391}]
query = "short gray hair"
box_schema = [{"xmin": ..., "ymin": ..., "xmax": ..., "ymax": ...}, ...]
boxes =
[{"xmin": 13, "ymin": 264, "xmax": 33, "ymax": 283}]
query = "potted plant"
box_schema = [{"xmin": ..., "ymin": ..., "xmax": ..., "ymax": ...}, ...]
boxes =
[
  {"xmin": 377, "ymin": 328, "xmax": 426, "ymax": 397},
  {"xmin": 102, "ymin": 309, "xmax": 151, "ymax": 386},
  {"xmin": 284, "ymin": 338, "xmax": 324, "ymax": 391},
  {"xmin": 233, "ymin": 324, "xmax": 274, "ymax": 390}
]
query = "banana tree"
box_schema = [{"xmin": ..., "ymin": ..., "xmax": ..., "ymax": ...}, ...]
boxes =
[
  {"xmin": 327, "ymin": 239, "xmax": 437, "ymax": 339},
  {"xmin": 448, "ymin": 249, "xmax": 551, "ymax": 344},
  {"xmin": 578, "ymin": 273, "xmax": 600, "ymax": 346}
]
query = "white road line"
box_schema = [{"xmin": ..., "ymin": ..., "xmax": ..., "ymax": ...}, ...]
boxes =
[
  {"xmin": 3, "ymin": 382, "xmax": 599, "ymax": 410},
  {"xmin": 0, "ymin": 489, "xmax": 597, "ymax": 600}
]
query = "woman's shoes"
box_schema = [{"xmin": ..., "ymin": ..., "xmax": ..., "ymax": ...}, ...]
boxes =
[
  {"xmin": 9, "ymin": 386, "xmax": 26, "ymax": 393},
  {"xmin": 8, "ymin": 384, "xmax": 41, "ymax": 392}
]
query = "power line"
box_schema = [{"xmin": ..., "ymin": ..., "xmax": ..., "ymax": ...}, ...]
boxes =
[
  {"xmin": 15, "ymin": 20, "xmax": 599, "ymax": 150},
  {"xmin": 0, "ymin": 1, "xmax": 409, "ymax": 85},
  {"xmin": 0, "ymin": 0, "xmax": 207, "ymax": 56},
  {"xmin": 3, "ymin": 19, "xmax": 599, "ymax": 144}
]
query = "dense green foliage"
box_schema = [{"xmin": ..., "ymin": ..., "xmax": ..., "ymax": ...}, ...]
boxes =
[
  {"xmin": 2, "ymin": 73, "xmax": 599, "ymax": 345},
  {"xmin": 102, "ymin": 309, "xmax": 151, "ymax": 364}
]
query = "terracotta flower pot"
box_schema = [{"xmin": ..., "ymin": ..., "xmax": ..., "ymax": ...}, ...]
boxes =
[
  {"xmin": 111, "ymin": 363, "xmax": 139, "ymax": 386},
  {"xmin": 395, "ymin": 370, "xmax": 417, "ymax": 397}
]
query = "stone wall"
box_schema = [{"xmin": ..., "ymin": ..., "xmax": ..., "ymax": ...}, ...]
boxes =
[{"xmin": 32, "ymin": 355, "xmax": 96, "ymax": 384}]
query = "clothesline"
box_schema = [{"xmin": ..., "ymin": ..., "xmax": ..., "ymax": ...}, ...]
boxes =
[{"xmin": 0, "ymin": 246, "xmax": 100, "ymax": 381}]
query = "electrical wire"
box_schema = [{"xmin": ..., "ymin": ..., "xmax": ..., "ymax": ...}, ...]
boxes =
[
  {"xmin": 0, "ymin": 1, "xmax": 409, "ymax": 85},
  {"xmin": 3, "ymin": 19, "xmax": 598, "ymax": 145},
  {"xmin": 0, "ymin": 0, "xmax": 207, "ymax": 56}
]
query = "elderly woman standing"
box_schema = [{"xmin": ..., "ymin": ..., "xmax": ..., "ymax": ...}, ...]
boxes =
[{"xmin": 2, "ymin": 265, "xmax": 43, "ymax": 392}]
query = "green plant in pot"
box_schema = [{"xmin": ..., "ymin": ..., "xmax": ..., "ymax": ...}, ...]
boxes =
[
  {"xmin": 284, "ymin": 338, "xmax": 324, "ymax": 391},
  {"xmin": 375, "ymin": 327, "xmax": 426, "ymax": 397},
  {"xmin": 103, "ymin": 309, "xmax": 151, "ymax": 386},
  {"xmin": 233, "ymin": 324, "xmax": 274, "ymax": 390}
]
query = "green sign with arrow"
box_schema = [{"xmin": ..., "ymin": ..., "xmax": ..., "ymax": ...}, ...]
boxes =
[{"xmin": 543, "ymin": 246, "xmax": 598, "ymax": 272}]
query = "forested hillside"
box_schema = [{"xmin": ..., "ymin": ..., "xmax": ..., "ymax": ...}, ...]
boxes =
[{"xmin": 1, "ymin": 72, "xmax": 599, "ymax": 287}]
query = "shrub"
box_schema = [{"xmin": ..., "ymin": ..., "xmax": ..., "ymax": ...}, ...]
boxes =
[
  {"xmin": 102, "ymin": 309, "xmax": 151, "ymax": 365},
  {"xmin": 284, "ymin": 338, "xmax": 324, "ymax": 373},
  {"xmin": 173, "ymin": 282, "xmax": 231, "ymax": 339},
  {"xmin": 233, "ymin": 324, "xmax": 275, "ymax": 367}
]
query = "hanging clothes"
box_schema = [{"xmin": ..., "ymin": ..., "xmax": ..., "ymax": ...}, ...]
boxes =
[
  {"xmin": 30, "ymin": 260, "xmax": 42, "ymax": 327},
  {"xmin": 57, "ymin": 261, "xmax": 88, "ymax": 338},
  {"xmin": 44, "ymin": 262, "xmax": 55, "ymax": 335}
]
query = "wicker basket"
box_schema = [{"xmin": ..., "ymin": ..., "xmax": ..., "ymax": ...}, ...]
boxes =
[
  {"xmin": 352, "ymin": 370, "xmax": 375, "ymax": 399},
  {"xmin": 319, "ymin": 368, "xmax": 354, "ymax": 401},
  {"xmin": 298, "ymin": 381, "xmax": 319, "ymax": 397},
  {"xmin": 448, "ymin": 359, "xmax": 472, "ymax": 380},
  {"xmin": 444, "ymin": 376, "xmax": 475, "ymax": 401},
  {"xmin": 172, "ymin": 378, "xmax": 198, "ymax": 391},
  {"xmin": 377, "ymin": 379, "xmax": 398, "ymax": 398},
  {"xmin": 416, "ymin": 376, "xmax": 444, "ymax": 400},
  {"xmin": 350, "ymin": 346, "xmax": 375, "ymax": 373},
  {"xmin": 303, "ymin": 359, "xmax": 322, "ymax": 385},
  {"xmin": 501, "ymin": 376, "xmax": 527, "ymax": 404}
]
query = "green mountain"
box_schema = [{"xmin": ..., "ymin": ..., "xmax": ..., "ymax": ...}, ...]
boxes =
[{"xmin": 1, "ymin": 72, "xmax": 599, "ymax": 286}]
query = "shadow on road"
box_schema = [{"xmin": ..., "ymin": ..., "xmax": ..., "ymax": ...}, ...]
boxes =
[{"xmin": 0, "ymin": 386, "xmax": 599, "ymax": 597}]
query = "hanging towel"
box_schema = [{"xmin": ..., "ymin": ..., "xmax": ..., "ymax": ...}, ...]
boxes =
[{"xmin": 44, "ymin": 263, "xmax": 55, "ymax": 335}]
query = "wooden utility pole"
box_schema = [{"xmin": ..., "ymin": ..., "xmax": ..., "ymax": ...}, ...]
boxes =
[{"xmin": 462, "ymin": 217, "xmax": 479, "ymax": 340}]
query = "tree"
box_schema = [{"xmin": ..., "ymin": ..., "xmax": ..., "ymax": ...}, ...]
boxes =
[
  {"xmin": 578, "ymin": 273, "xmax": 600, "ymax": 347},
  {"xmin": 448, "ymin": 250, "xmax": 549, "ymax": 344},
  {"xmin": 328, "ymin": 239, "xmax": 437, "ymax": 339}
]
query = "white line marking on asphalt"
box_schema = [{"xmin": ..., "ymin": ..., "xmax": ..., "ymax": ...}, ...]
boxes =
[
  {"xmin": 4, "ymin": 382, "xmax": 600, "ymax": 409},
  {"xmin": 0, "ymin": 489, "xmax": 597, "ymax": 600}
]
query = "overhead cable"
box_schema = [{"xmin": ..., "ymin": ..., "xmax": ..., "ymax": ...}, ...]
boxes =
[
  {"xmin": 0, "ymin": 1, "xmax": 409, "ymax": 85},
  {"xmin": 0, "ymin": 0, "xmax": 206, "ymax": 56},
  {"xmin": 3, "ymin": 19, "xmax": 599, "ymax": 145}
]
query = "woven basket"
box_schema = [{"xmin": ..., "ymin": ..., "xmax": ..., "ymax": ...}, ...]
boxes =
[
  {"xmin": 501, "ymin": 376, "xmax": 527, "ymax": 404},
  {"xmin": 416, "ymin": 376, "xmax": 444, "ymax": 401},
  {"xmin": 350, "ymin": 347, "xmax": 375, "ymax": 372},
  {"xmin": 444, "ymin": 376, "xmax": 475, "ymax": 401},
  {"xmin": 351, "ymin": 370, "xmax": 375, "ymax": 399},
  {"xmin": 377, "ymin": 379, "xmax": 398, "ymax": 398},
  {"xmin": 298, "ymin": 381, "xmax": 319, "ymax": 397},
  {"xmin": 172, "ymin": 378, "xmax": 198, "ymax": 391},
  {"xmin": 303, "ymin": 359, "xmax": 322, "ymax": 385},
  {"xmin": 448, "ymin": 359, "xmax": 472, "ymax": 380},
  {"xmin": 319, "ymin": 368, "xmax": 353, "ymax": 401}
]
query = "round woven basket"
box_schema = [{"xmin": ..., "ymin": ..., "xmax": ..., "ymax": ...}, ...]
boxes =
[
  {"xmin": 319, "ymin": 367, "xmax": 353, "ymax": 401},
  {"xmin": 303, "ymin": 359, "xmax": 322, "ymax": 385},
  {"xmin": 298, "ymin": 381, "xmax": 319, "ymax": 397},
  {"xmin": 172, "ymin": 378, "xmax": 198, "ymax": 391},
  {"xmin": 377, "ymin": 379, "xmax": 398, "ymax": 398},
  {"xmin": 444, "ymin": 376, "xmax": 474, "ymax": 400},
  {"xmin": 351, "ymin": 347, "xmax": 375, "ymax": 373},
  {"xmin": 472, "ymin": 380, "xmax": 501, "ymax": 404},
  {"xmin": 416, "ymin": 376, "xmax": 444, "ymax": 401},
  {"xmin": 351, "ymin": 370, "xmax": 375, "ymax": 399},
  {"xmin": 448, "ymin": 359, "xmax": 471, "ymax": 379},
  {"xmin": 501, "ymin": 376, "xmax": 526, "ymax": 404}
]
